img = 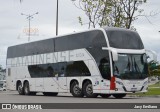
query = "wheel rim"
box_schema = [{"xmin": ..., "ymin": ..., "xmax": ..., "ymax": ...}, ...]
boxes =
[
  {"xmin": 73, "ymin": 84, "xmax": 81, "ymax": 95},
  {"xmin": 86, "ymin": 84, "xmax": 93, "ymax": 95}
]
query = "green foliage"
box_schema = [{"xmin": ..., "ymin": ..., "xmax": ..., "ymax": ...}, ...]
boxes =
[
  {"xmin": 130, "ymin": 81, "xmax": 160, "ymax": 96},
  {"xmin": 73, "ymin": 0, "xmax": 147, "ymax": 29},
  {"xmin": 149, "ymin": 81, "xmax": 160, "ymax": 88},
  {"xmin": 134, "ymin": 88, "xmax": 160, "ymax": 96},
  {"xmin": 148, "ymin": 60, "xmax": 160, "ymax": 76}
]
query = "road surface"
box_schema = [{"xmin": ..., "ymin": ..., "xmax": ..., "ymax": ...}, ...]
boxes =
[{"xmin": 0, "ymin": 91, "xmax": 159, "ymax": 112}]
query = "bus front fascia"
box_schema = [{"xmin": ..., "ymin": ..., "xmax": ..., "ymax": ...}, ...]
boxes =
[{"xmin": 101, "ymin": 47, "xmax": 152, "ymax": 92}]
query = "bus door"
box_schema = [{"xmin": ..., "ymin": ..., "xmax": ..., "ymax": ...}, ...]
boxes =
[
  {"xmin": 99, "ymin": 56, "xmax": 111, "ymax": 92},
  {"xmin": 57, "ymin": 62, "xmax": 67, "ymax": 92},
  {"xmin": 43, "ymin": 77, "xmax": 58, "ymax": 92}
]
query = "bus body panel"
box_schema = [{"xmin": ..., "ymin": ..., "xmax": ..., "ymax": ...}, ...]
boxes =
[
  {"xmin": 7, "ymin": 67, "xmax": 17, "ymax": 90},
  {"xmin": 43, "ymin": 77, "xmax": 58, "ymax": 92}
]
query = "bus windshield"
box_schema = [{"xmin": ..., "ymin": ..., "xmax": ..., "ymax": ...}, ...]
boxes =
[
  {"xmin": 113, "ymin": 54, "xmax": 148, "ymax": 79},
  {"xmin": 106, "ymin": 29, "xmax": 144, "ymax": 49}
]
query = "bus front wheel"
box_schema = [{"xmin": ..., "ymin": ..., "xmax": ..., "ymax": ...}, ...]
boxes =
[
  {"xmin": 83, "ymin": 81, "xmax": 98, "ymax": 98},
  {"xmin": 71, "ymin": 81, "xmax": 84, "ymax": 97},
  {"xmin": 17, "ymin": 82, "xmax": 24, "ymax": 95},
  {"xmin": 112, "ymin": 94, "xmax": 126, "ymax": 98}
]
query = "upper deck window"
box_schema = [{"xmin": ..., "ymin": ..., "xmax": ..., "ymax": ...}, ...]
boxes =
[{"xmin": 106, "ymin": 29, "xmax": 144, "ymax": 49}]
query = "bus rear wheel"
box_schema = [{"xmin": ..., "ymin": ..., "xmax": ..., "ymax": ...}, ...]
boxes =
[
  {"xmin": 83, "ymin": 81, "xmax": 98, "ymax": 98},
  {"xmin": 71, "ymin": 81, "xmax": 84, "ymax": 97},
  {"xmin": 112, "ymin": 94, "xmax": 126, "ymax": 98},
  {"xmin": 100, "ymin": 94, "xmax": 111, "ymax": 98},
  {"xmin": 17, "ymin": 82, "xmax": 24, "ymax": 95}
]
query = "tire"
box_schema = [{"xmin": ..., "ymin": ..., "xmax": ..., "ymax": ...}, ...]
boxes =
[
  {"xmin": 24, "ymin": 81, "xmax": 31, "ymax": 95},
  {"xmin": 83, "ymin": 81, "xmax": 98, "ymax": 98},
  {"xmin": 17, "ymin": 82, "xmax": 24, "ymax": 95},
  {"xmin": 70, "ymin": 81, "xmax": 84, "ymax": 97},
  {"xmin": 100, "ymin": 94, "xmax": 111, "ymax": 98},
  {"xmin": 112, "ymin": 94, "xmax": 126, "ymax": 99},
  {"xmin": 43, "ymin": 92, "xmax": 58, "ymax": 96}
]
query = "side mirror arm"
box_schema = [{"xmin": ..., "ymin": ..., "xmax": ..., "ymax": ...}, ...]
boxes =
[{"xmin": 102, "ymin": 47, "xmax": 118, "ymax": 61}]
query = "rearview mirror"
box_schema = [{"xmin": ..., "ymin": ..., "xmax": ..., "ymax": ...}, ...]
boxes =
[
  {"xmin": 102, "ymin": 47, "xmax": 118, "ymax": 61},
  {"xmin": 145, "ymin": 49, "xmax": 157, "ymax": 62}
]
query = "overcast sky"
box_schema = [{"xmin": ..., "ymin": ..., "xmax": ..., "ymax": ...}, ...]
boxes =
[{"xmin": 0, "ymin": 0, "xmax": 160, "ymax": 68}]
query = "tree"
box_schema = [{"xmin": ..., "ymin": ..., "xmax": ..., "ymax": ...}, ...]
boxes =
[
  {"xmin": 148, "ymin": 60, "xmax": 160, "ymax": 77},
  {"xmin": 72, "ymin": 0, "xmax": 147, "ymax": 29}
]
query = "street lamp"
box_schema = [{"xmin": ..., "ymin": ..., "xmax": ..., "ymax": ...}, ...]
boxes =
[
  {"xmin": 56, "ymin": 0, "xmax": 58, "ymax": 36},
  {"xmin": 21, "ymin": 12, "xmax": 38, "ymax": 42}
]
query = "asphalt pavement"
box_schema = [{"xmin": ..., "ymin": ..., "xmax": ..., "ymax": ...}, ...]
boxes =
[{"xmin": 0, "ymin": 91, "xmax": 159, "ymax": 112}]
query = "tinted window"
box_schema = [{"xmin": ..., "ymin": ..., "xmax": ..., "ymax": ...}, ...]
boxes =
[
  {"xmin": 66, "ymin": 61, "xmax": 91, "ymax": 76},
  {"xmin": 106, "ymin": 30, "xmax": 144, "ymax": 49},
  {"xmin": 28, "ymin": 61, "xmax": 90, "ymax": 77},
  {"xmin": 99, "ymin": 57, "xmax": 111, "ymax": 80},
  {"xmin": 87, "ymin": 48, "xmax": 111, "ymax": 80},
  {"xmin": 28, "ymin": 62, "xmax": 66, "ymax": 78},
  {"xmin": 7, "ymin": 38, "xmax": 54, "ymax": 58},
  {"xmin": 55, "ymin": 30, "xmax": 107, "ymax": 52},
  {"xmin": 58, "ymin": 62, "xmax": 66, "ymax": 77},
  {"xmin": 7, "ymin": 30, "xmax": 107, "ymax": 58}
]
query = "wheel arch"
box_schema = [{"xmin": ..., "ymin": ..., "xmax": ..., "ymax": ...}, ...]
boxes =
[
  {"xmin": 82, "ymin": 79, "xmax": 92, "ymax": 87},
  {"xmin": 23, "ymin": 80, "xmax": 29, "ymax": 86},
  {"xmin": 70, "ymin": 79, "xmax": 79, "ymax": 93}
]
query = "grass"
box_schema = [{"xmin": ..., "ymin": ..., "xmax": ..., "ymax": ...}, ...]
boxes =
[
  {"xmin": 129, "ymin": 81, "xmax": 160, "ymax": 96},
  {"xmin": 149, "ymin": 81, "xmax": 160, "ymax": 88},
  {"xmin": 129, "ymin": 88, "xmax": 160, "ymax": 96}
]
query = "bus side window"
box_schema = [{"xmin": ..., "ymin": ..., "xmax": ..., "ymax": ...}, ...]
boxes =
[
  {"xmin": 66, "ymin": 61, "xmax": 91, "ymax": 77},
  {"xmin": 47, "ymin": 65, "xmax": 54, "ymax": 77},
  {"xmin": 58, "ymin": 62, "xmax": 66, "ymax": 77},
  {"xmin": 99, "ymin": 58, "xmax": 111, "ymax": 80}
]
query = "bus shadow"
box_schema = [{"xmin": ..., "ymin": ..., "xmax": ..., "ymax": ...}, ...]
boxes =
[{"xmin": 10, "ymin": 93, "xmax": 142, "ymax": 99}]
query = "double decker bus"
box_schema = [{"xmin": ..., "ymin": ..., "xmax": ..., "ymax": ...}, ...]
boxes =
[{"xmin": 6, "ymin": 27, "xmax": 148, "ymax": 98}]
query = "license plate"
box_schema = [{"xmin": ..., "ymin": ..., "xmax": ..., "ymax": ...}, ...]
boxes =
[{"xmin": 131, "ymin": 88, "xmax": 137, "ymax": 91}]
